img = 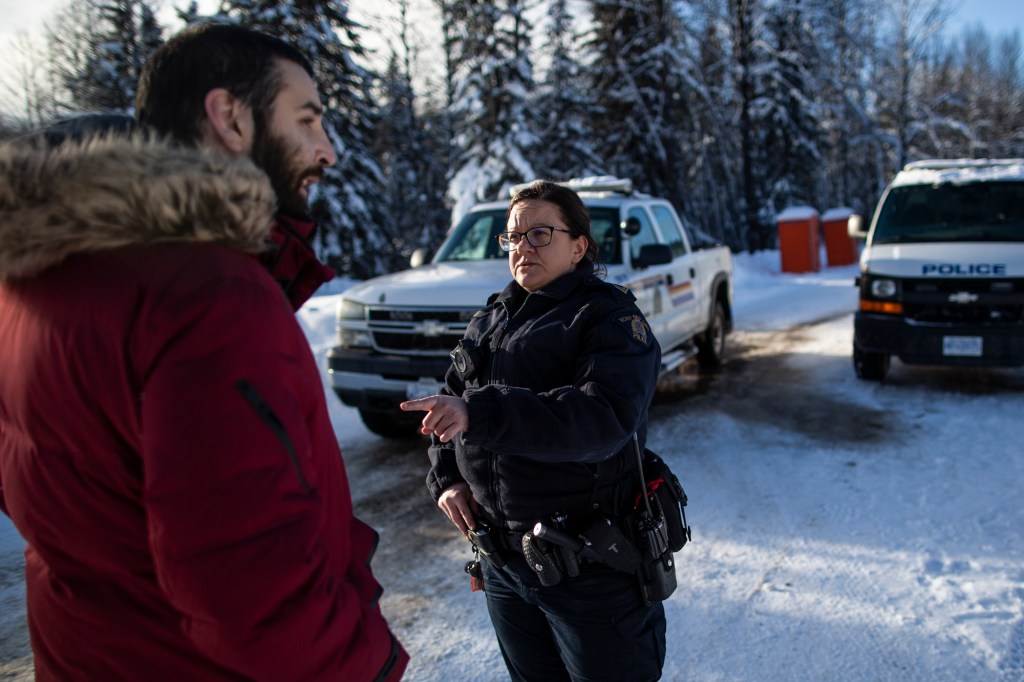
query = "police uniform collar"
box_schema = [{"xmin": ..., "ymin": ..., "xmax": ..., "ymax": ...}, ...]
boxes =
[{"xmin": 497, "ymin": 262, "xmax": 596, "ymax": 304}]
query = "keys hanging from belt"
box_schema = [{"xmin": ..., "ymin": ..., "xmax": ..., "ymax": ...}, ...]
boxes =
[{"xmin": 464, "ymin": 559, "xmax": 485, "ymax": 592}]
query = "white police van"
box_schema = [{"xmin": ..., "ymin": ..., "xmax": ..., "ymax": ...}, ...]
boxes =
[
  {"xmin": 327, "ymin": 177, "xmax": 734, "ymax": 437},
  {"xmin": 849, "ymin": 159, "xmax": 1024, "ymax": 380}
]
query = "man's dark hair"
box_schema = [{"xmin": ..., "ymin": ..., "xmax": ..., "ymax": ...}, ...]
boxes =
[
  {"xmin": 507, "ymin": 180, "xmax": 602, "ymax": 271},
  {"xmin": 136, "ymin": 23, "xmax": 315, "ymax": 145}
]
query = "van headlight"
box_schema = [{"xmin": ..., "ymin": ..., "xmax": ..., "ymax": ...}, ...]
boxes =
[
  {"xmin": 870, "ymin": 278, "xmax": 897, "ymax": 298},
  {"xmin": 860, "ymin": 276, "xmax": 904, "ymax": 315}
]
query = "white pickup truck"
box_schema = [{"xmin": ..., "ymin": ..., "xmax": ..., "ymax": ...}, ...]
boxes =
[
  {"xmin": 849, "ymin": 159, "xmax": 1024, "ymax": 380},
  {"xmin": 327, "ymin": 178, "xmax": 734, "ymax": 437}
]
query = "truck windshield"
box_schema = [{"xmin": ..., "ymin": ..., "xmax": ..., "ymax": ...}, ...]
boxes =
[
  {"xmin": 435, "ymin": 207, "xmax": 623, "ymax": 263},
  {"xmin": 872, "ymin": 182, "xmax": 1024, "ymax": 244}
]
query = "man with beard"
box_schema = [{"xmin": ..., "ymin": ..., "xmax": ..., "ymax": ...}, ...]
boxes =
[
  {"xmin": 0, "ymin": 24, "xmax": 408, "ymax": 681},
  {"xmin": 136, "ymin": 23, "xmax": 336, "ymax": 311}
]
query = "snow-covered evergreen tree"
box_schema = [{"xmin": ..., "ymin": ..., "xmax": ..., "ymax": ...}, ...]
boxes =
[
  {"xmin": 814, "ymin": 0, "xmax": 881, "ymax": 217},
  {"xmin": 177, "ymin": 1, "xmax": 202, "ymax": 25},
  {"xmin": 722, "ymin": 0, "xmax": 773, "ymax": 249},
  {"xmin": 374, "ymin": 5, "xmax": 449, "ymax": 265},
  {"xmin": 8, "ymin": 0, "xmax": 1021, "ymax": 258},
  {"xmin": 50, "ymin": 0, "xmax": 162, "ymax": 114},
  {"xmin": 446, "ymin": 0, "xmax": 539, "ymax": 223},
  {"xmin": 759, "ymin": 0, "xmax": 825, "ymax": 215},
  {"xmin": 1, "ymin": 32, "xmax": 57, "ymax": 127},
  {"xmin": 912, "ymin": 25, "xmax": 1024, "ymax": 161},
  {"xmin": 872, "ymin": 0, "xmax": 947, "ymax": 171},
  {"xmin": 917, "ymin": 34, "xmax": 973, "ymax": 158},
  {"xmin": 956, "ymin": 27, "xmax": 1000, "ymax": 158},
  {"xmin": 375, "ymin": 0, "xmax": 450, "ymax": 263},
  {"xmin": 219, "ymin": 0, "xmax": 392, "ymax": 278},
  {"xmin": 679, "ymin": 1, "xmax": 746, "ymax": 249},
  {"xmin": 531, "ymin": 0, "xmax": 602, "ymax": 181},
  {"xmin": 585, "ymin": 0, "xmax": 689, "ymax": 204},
  {"xmin": 988, "ymin": 31, "xmax": 1024, "ymax": 157}
]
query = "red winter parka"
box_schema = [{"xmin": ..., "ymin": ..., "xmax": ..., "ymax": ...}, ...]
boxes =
[{"xmin": 0, "ymin": 135, "xmax": 407, "ymax": 681}]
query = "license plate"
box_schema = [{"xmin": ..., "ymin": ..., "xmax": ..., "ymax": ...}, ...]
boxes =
[
  {"xmin": 406, "ymin": 379, "xmax": 442, "ymax": 400},
  {"xmin": 942, "ymin": 336, "xmax": 983, "ymax": 357}
]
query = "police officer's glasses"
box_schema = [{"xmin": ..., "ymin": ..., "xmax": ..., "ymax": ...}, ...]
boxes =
[{"xmin": 497, "ymin": 225, "xmax": 573, "ymax": 252}]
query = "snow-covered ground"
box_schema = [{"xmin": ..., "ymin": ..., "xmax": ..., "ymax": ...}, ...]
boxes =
[{"xmin": 3, "ymin": 250, "xmax": 1024, "ymax": 681}]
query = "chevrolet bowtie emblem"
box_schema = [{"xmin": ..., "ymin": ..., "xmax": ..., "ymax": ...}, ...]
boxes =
[
  {"xmin": 415, "ymin": 320, "xmax": 447, "ymax": 337},
  {"xmin": 948, "ymin": 291, "xmax": 978, "ymax": 304}
]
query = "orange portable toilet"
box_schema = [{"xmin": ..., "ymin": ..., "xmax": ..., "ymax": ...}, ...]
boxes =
[
  {"xmin": 776, "ymin": 206, "xmax": 820, "ymax": 273},
  {"xmin": 821, "ymin": 207, "xmax": 858, "ymax": 266}
]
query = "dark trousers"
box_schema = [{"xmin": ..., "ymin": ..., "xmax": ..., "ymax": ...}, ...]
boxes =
[{"xmin": 481, "ymin": 553, "xmax": 666, "ymax": 681}]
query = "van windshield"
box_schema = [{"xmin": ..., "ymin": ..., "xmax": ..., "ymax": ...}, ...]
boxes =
[
  {"xmin": 435, "ymin": 207, "xmax": 623, "ymax": 263},
  {"xmin": 872, "ymin": 182, "xmax": 1024, "ymax": 244}
]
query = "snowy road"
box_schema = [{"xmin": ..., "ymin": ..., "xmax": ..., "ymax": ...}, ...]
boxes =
[
  {"xmin": 2, "ymin": 264, "xmax": 1024, "ymax": 680},
  {"xmin": 345, "ymin": 314, "xmax": 1024, "ymax": 681},
  {"xmin": 650, "ymin": 319, "xmax": 1024, "ymax": 681}
]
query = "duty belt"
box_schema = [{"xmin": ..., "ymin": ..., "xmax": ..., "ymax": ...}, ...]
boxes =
[{"xmin": 496, "ymin": 528, "xmax": 528, "ymax": 555}]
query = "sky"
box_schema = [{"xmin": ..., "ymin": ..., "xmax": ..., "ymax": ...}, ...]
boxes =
[{"xmin": 4, "ymin": 248, "xmax": 1024, "ymax": 680}]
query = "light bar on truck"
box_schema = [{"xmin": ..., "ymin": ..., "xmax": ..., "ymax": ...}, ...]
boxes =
[
  {"xmin": 562, "ymin": 176, "xmax": 634, "ymax": 194},
  {"xmin": 508, "ymin": 176, "xmax": 634, "ymax": 197},
  {"xmin": 903, "ymin": 159, "xmax": 1024, "ymax": 171}
]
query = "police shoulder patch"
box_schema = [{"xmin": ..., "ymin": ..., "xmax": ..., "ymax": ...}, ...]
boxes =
[
  {"xmin": 605, "ymin": 282, "xmax": 637, "ymax": 303},
  {"xmin": 616, "ymin": 314, "xmax": 651, "ymax": 346}
]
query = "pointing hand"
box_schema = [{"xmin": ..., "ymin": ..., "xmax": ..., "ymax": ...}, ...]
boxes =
[{"xmin": 399, "ymin": 395, "xmax": 469, "ymax": 442}]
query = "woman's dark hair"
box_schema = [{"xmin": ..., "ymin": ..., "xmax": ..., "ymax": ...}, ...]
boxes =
[
  {"xmin": 136, "ymin": 23, "xmax": 315, "ymax": 146},
  {"xmin": 507, "ymin": 180, "xmax": 604, "ymax": 275}
]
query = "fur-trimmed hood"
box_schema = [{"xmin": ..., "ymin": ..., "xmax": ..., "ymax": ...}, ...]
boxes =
[{"xmin": 0, "ymin": 134, "xmax": 276, "ymax": 281}]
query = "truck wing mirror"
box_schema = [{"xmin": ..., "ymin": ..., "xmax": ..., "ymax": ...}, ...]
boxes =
[
  {"xmin": 410, "ymin": 247, "xmax": 431, "ymax": 268},
  {"xmin": 633, "ymin": 243, "xmax": 673, "ymax": 269},
  {"xmin": 847, "ymin": 214, "xmax": 868, "ymax": 240}
]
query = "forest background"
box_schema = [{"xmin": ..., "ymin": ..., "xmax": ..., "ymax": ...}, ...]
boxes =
[{"xmin": 1, "ymin": 0, "xmax": 1022, "ymax": 279}]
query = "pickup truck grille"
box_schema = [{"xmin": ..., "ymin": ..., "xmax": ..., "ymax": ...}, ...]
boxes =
[
  {"xmin": 902, "ymin": 278, "xmax": 1024, "ymax": 324},
  {"xmin": 366, "ymin": 307, "xmax": 475, "ymax": 355}
]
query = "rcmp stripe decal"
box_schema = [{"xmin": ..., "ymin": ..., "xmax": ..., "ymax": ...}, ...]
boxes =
[
  {"xmin": 669, "ymin": 281, "xmax": 694, "ymax": 306},
  {"xmin": 625, "ymin": 276, "xmax": 695, "ymax": 307},
  {"xmin": 624, "ymin": 275, "xmax": 664, "ymax": 292}
]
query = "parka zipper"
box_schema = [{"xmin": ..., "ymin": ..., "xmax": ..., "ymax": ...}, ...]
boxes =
[
  {"xmin": 486, "ymin": 302, "xmax": 510, "ymax": 527},
  {"xmin": 486, "ymin": 293, "xmax": 550, "ymax": 528},
  {"xmin": 235, "ymin": 379, "xmax": 313, "ymax": 495}
]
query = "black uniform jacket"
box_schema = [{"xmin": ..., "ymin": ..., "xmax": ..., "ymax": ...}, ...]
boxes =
[{"xmin": 426, "ymin": 263, "xmax": 662, "ymax": 532}]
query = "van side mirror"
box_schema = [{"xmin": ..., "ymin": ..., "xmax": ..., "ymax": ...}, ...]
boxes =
[
  {"xmin": 633, "ymin": 243, "xmax": 673, "ymax": 269},
  {"xmin": 847, "ymin": 214, "xmax": 868, "ymax": 240}
]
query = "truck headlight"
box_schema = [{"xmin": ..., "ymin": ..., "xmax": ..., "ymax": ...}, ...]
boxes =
[
  {"xmin": 336, "ymin": 298, "xmax": 372, "ymax": 348},
  {"xmin": 870, "ymin": 279, "xmax": 897, "ymax": 298},
  {"xmin": 338, "ymin": 298, "xmax": 367, "ymax": 320},
  {"xmin": 338, "ymin": 328, "xmax": 372, "ymax": 348}
]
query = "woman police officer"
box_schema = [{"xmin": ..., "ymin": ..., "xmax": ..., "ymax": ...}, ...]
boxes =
[{"xmin": 401, "ymin": 180, "xmax": 666, "ymax": 681}]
